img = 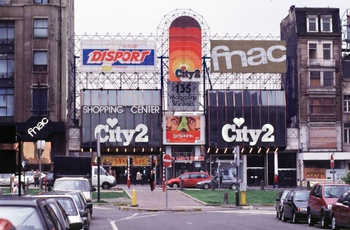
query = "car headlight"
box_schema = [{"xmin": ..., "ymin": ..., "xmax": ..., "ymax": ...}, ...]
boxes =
[
  {"xmin": 327, "ymin": 204, "xmax": 332, "ymax": 209},
  {"xmin": 298, "ymin": 207, "xmax": 307, "ymax": 212}
]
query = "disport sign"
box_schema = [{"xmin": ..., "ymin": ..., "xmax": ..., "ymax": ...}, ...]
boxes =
[
  {"xmin": 80, "ymin": 40, "xmax": 157, "ymax": 73},
  {"xmin": 211, "ymin": 40, "xmax": 286, "ymax": 73}
]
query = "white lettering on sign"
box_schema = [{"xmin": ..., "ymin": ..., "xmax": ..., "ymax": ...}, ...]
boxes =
[
  {"xmin": 94, "ymin": 118, "xmax": 148, "ymax": 146},
  {"xmin": 211, "ymin": 45, "xmax": 286, "ymax": 71},
  {"xmin": 221, "ymin": 117, "xmax": 274, "ymax": 145},
  {"xmin": 27, "ymin": 117, "xmax": 49, "ymax": 137},
  {"xmin": 130, "ymin": 106, "xmax": 160, "ymax": 114}
]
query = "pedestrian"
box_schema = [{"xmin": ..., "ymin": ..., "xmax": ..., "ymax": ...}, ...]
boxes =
[
  {"xmin": 273, "ymin": 174, "xmax": 279, "ymax": 188},
  {"xmin": 34, "ymin": 169, "xmax": 40, "ymax": 187},
  {"xmin": 148, "ymin": 170, "xmax": 155, "ymax": 191},
  {"xmin": 135, "ymin": 171, "xmax": 143, "ymax": 185}
]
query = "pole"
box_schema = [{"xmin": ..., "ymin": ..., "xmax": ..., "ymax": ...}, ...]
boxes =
[
  {"xmin": 97, "ymin": 133, "xmax": 101, "ymax": 202},
  {"xmin": 166, "ymin": 168, "xmax": 168, "ymax": 210},
  {"xmin": 39, "ymin": 149, "xmax": 42, "ymax": 192}
]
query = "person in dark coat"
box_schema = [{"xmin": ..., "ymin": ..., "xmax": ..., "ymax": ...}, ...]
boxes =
[{"xmin": 148, "ymin": 170, "xmax": 155, "ymax": 191}]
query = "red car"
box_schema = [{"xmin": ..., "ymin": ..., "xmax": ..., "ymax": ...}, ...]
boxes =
[
  {"xmin": 167, "ymin": 172, "xmax": 210, "ymax": 188},
  {"xmin": 330, "ymin": 191, "xmax": 350, "ymax": 230},
  {"xmin": 307, "ymin": 183, "xmax": 350, "ymax": 228}
]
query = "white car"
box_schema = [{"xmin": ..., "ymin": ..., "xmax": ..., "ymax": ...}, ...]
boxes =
[{"xmin": 21, "ymin": 171, "xmax": 46, "ymax": 185}]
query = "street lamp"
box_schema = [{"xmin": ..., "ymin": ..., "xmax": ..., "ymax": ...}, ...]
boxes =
[{"xmin": 37, "ymin": 140, "xmax": 45, "ymax": 192}]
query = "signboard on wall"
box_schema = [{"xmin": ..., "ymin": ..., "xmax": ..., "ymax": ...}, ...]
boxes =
[
  {"xmin": 168, "ymin": 16, "xmax": 202, "ymax": 82},
  {"xmin": 80, "ymin": 40, "xmax": 157, "ymax": 73},
  {"xmin": 210, "ymin": 40, "xmax": 286, "ymax": 73},
  {"xmin": 167, "ymin": 82, "xmax": 200, "ymax": 111},
  {"xmin": 163, "ymin": 114, "xmax": 205, "ymax": 145},
  {"xmin": 81, "ymin": 90, "xmax": 162, "ymax": 147}
]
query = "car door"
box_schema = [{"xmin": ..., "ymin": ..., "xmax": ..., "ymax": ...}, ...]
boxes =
[
  {"xmin": 181, "ymin": 174, "xmax": 191, "ymax": 187},
  {"xmin": 283, "ymin": 191, "xmax": 293, "ymax": 218}
]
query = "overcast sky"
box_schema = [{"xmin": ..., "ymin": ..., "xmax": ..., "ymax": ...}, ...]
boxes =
[{"xmin": 74, "ymin": 0, "xmax": 349, "ymax": 37}]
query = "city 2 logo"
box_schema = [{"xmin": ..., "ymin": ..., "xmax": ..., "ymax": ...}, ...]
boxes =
[
  {"xmin": 221, "ymin": 117, "xmax": 274, "ymax": 145},
  {"xmin": 94, "ymin": 118, "xmax": 148, "ymax": 146}
]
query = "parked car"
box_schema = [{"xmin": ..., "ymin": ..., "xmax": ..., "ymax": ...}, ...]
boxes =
[
  {"xmin": 196, "ymin": 175, "xmax": 239, "ymax": 190},
  {"xmin": 330, "ymin": 190, "xmax": 350, "ymax": 230},
  {"xmin": 281, "ymin": 189, "xmax": 310, "ymax": 223},
  {"xmin": 275, "ymin": 189, "xmax": 291, "ymax": 220},
  {"xmin": 45, "ymin": 198, "xmax": 71, "ymax": 230},
  {"xmin": 40, "ymin": 190, "xmax": 91, "ymax": 229},
  {"xmin": 0, "ymin": 218, "xmax": 16, "ymax": 230},
  {"xmin": 167, "ymin": 171, "xmax": 210, "ymax": 188},
  {"xmin": 31, "ymin": 194, "xmax": 85, "ymax": 230},
  {"xmin": 0, "ymin": 196, "xmax": 65, "ymax": 229},
  {"xmin": 53, "ymin": 177, "xmax": 96, "ymax": 215},
  {"xmin": 19, "ymin": 171, "xmax": 46, "ymax": 186},
  {"xmin": 307, "ymin": 183, "xmax": 350, "ymax": 228}
]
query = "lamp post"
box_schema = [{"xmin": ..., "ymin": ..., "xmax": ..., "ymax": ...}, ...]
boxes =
[{"xmin": 37, "ymin": 140, "xmax": 45, "ymax": 192}]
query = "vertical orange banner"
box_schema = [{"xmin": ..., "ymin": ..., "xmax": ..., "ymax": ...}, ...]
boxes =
[{"xmin": 169, "ymin": 16, "xmax": 202, "ymax": 82}]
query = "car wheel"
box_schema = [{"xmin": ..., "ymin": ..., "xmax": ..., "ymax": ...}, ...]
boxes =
[
  {"xmin": 321, "ymin": 212, "xmax": 329, "ymax": 228},
  {"xmin": 308, "ymin": 212, "xmax": 315, "ymax": 226},
  {"xmin": 277, "ymin": 210, "xmax": 282, "ymax": 220},
  {"xmin": 230, "ymin": 184, "xmax": 236, "ymax": 190},
  {"xmin": 172, "ymin": 183, "xmax": 179, "ymax": 189},
  {"xmin": 102, "ymin": 183, "xmax": 110, "ymax": 190},
  {"xmin": 203, "ymin": 183, "xmax": 210, "ymax": 190},
  {"xmin": 292, "ymin": 212, "xmax": 298, "ymax": 223},
  {"xmin": 331, "ymin": 215, "xmax": 339, "ymax": 230},
  {"xmin": 281, "ymin": 211, "xmax": 287, "ymax": 222}
]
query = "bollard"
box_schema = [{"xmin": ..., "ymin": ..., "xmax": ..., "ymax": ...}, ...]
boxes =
[
  {"xmin": 240, "ymin": 191, "xmax": 246, "ymax": 205},
  {"xmin": 131, "ymin": 189, "xmax": 138, "ymax": 207},
  {"xmin": 307, "ymin": 180, "xmax": 311, "ymax": 190},
  {"xmin": 180, "ymin": 179, "xmax": 184, "ymax": 191},
  {"xmin": 224, "ymin": 192, "xmax": 228, "ymax": 204},
  {"xmin": 260, "ymin": 180, "xmax": 264, "ymax": 190}
]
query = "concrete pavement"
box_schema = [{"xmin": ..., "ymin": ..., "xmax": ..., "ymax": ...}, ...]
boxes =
[{"xmin": 98, "ymin": 184, "xmax": 264, "ymax": 212}]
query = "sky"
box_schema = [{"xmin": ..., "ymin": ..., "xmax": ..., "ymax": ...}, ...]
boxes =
[{"xmin": 74, "ymin": 0, "xmax": 349, "ymax": 37}]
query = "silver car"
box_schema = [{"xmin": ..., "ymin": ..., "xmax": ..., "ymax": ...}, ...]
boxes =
[{"xmin": 196, "ymin": 175, "xmax": 239, "ymax": 190}]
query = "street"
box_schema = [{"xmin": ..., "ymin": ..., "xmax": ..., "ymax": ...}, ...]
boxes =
[{"xmin": 90, "ymin": 205, "xmax": 321, "ymax": 230}]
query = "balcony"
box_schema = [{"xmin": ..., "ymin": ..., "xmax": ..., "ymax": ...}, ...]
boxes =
[{"xmin": 308, "ymin": 58, "xmax": 335, "ymax": 67}]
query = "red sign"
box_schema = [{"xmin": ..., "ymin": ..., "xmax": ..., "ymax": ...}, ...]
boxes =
[
  {"xmin": 163, "ymin": 154, "xmax": 172, "ymax": 167},
  {"xmin": 330, "ymin": 153, "xmax": 334, "ymax": 169}
]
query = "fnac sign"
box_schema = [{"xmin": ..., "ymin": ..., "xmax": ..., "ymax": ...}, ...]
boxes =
[{"xmin": 211, "ymin": 40, "xmax": 286, "ymax": 73}]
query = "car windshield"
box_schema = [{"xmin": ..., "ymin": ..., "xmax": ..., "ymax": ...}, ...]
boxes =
[
  {"xmin": 294, "ymin": 191, "xmax": 309, "ymax": 201},
  {"xmin": 55, "ymin": 198, "xmax": 78, "ymax": 215},
  {"xmin": 0, "ymin": 206, "xmax": 45, "ymax": 229},
  {"xmin": 324, "ymin": 185, "xmax": 350, "ymax": 198},
  {"xmin": 54, "ymin": 180, "xmax": 90, "ymax": 191}
]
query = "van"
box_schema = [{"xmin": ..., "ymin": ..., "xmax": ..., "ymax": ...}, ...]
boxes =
[
  {"xmin": 91, "ymin": 166, "xmax": 116, "ymax": 189},
  {"xmin": 167, "ymin": 172, "xmax": 210, "ymax": 188}
]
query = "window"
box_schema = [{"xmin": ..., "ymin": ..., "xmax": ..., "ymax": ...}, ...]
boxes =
[
  {"xmin": 0, "ymin": 53, "xmax": 14, "ymax": 79},
  {"xmin": 323, "ymin": 43, "xmax": 331, "ymax": 60},
  {"xmin": 344, "ymin": 95, "xmax": 350, "ymax": 112},
  {"xmin": 309, "ymin": 71, "xmax": 334, "ymax": 87},
  {"xmin": 309, "ymin": 98, "xmax": 335, "ymax": 114},
  {"xmin": 34, "ymin": 0, "xmax": 48, "ymax": 3},
  {"xmin": 34, "ymin": 18, "xmax": 48, "ymax": 38},
  {"xmin": 32, "ymin": 86, "xmax": 48, "ymax": 116},
  {"xmin": 345, "ymin": 125, "xmax": 350, "ymax": 144},
  {"xmin": 321, "ymin": 15, "xmax": 332, "ymax": 32},
  {"xmin": 33, "ymin": 51, "xmax": 48, "ymax": 72},
  {"xmin": 309, "ymin": 43, "xmax": 317, "ymax": 59},
  {"xmin": 0, "ymin": 21, "xmax": 14, "ymax": 44},
  {"xmin": 307, "ymin": 15, "xmax": 318, "ymax": 32},
  {"xmin": 0, "ymin": 88, "xmax": 14, "ymax": 117}
]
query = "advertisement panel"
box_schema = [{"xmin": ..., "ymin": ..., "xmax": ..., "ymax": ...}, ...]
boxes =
[
  {"xmin": 211, "ymin": 40, "xmax": 286, "ymax": 73},
  {"xmin": 163, "ymin": 114, "xmax": 205, "ymax": 145},
  {"xmin": 167, "ymin": 82, "xmax": 200, "ymax": 111},
  {"xmin": 80, "ymin": 40, "xmax": 157, "ymax": 73},
  {"xmin": 81, "ymin": 90, "xmax": 162, "ymax": 147},
  {"xmin": 169, "ymin": 16, "xmax": 202, "ymax": 82},
  {"xmin": 207, "ymin": 90, "xmax": 286, "ymax": 147}
]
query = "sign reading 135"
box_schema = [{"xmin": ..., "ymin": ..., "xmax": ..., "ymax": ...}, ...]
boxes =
[{"xmin": 167, "ymin": 82, "xmax": 200, "ymax": 111}]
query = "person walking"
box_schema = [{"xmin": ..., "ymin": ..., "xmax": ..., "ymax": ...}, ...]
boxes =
[
  {"xmin": 148, "ymin": 170, "xmax": 155, "ymax": 191},
  {"xmin": 135, "ymin": 171, "xmax": 143, "ymax": 185},
  {"xmin": 273, "ymin": 174, "xmax": 279, "ymax": 188},
  {"xmin": 33, "ymin": 170, "xmax": 40, "ymax": 187}
]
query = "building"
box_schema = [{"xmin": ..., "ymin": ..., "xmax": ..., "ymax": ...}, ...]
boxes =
[
  {"xmin": 0, "ymin": 0, "xmax": 72, "ymax": 170},
  {"xmin": 281, "ymin": 6, "xmax": 346, "ymax": 184}
]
